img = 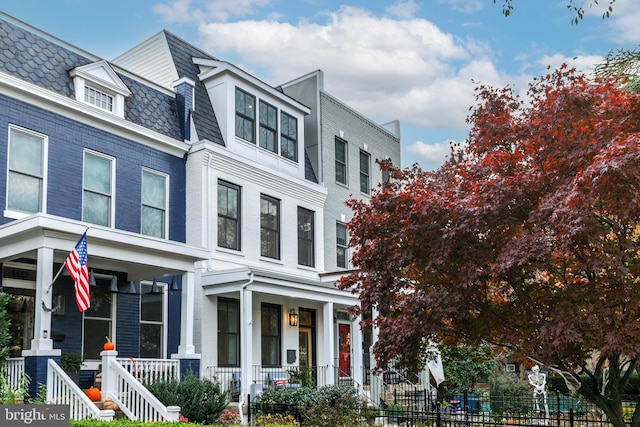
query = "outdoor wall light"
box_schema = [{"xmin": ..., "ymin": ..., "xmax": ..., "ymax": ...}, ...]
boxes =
[{"xmin": 289, "ymin": 309, "xmax": 299, "ymax": 327}]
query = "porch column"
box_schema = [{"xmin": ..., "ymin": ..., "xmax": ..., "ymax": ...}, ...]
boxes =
[
  {"xmin": 240, "ymin": 286, "xmax": 253, "ymax": 399},
  {"xmin": 172, "ymin": 271, "xmax": 200, "ymax": 377},
  {"xmin": 323, "ymin": 302, "xmax": 335, "ymax": 385},
  {"xmin": 352, "ymin": 313, "xmax": 364, "ymax": 387},
  {"xmin": 23, "ymin": 246, "xmax": 60, "ymax": 398}
]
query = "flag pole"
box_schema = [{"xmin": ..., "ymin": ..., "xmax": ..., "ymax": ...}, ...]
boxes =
[
  {"xmin": 44, "ymin": 227, "xmax": 90, "ymax": 295},
  {"xmin": 45, "ymin": 263, "xmax": 67, "ymax": 294}
]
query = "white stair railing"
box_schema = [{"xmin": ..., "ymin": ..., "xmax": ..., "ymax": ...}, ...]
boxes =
[
  {"xmin": 46, "ymin": 359, "xmax": 114, "ymax": 421},
  {"xmin": 102, "ymin": 350, "xmax": 179, "ymax": 422}
]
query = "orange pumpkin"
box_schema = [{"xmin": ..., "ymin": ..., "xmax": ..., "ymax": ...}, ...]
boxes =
[
  {"xmin": 103, "ymin": 336, "xmax": 115, "ymax": 351},
  {"xmin": 103, "ymin": 398, "xmax": 118, "ymax": 411},
  {"xmin": 85, "ymin": 386, "xmax": 101, "ymax": 402}
]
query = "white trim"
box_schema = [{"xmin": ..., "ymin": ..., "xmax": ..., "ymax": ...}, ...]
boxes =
[
  {"xmin": 82, "ymin": 149, "xmax": 116, "ymax": 228},
  {"xmin": 195, "ymin": 58, "xmax": 310, "ymax": 115},
  {"xmin": 141, "ymin": 168, "xmax": 170, "ymax": 239},
  {"xmin": 5, "ymin": 125, "xmax": 48, "ymax": 217},
  {"xmin": 139, "ymin": 280, "xmax": 168, "ymax": 359},
  {"xmin": 81, "ymin": 289, "xmax": 117, "ymax": 363},
  {"xmin": 0, "ymin": 71, "xmax": 189, "ymax": 158}
]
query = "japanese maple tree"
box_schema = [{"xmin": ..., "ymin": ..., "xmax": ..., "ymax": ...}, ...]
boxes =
[{"xmin": 339, "ymin": 65, "xmax": 640, "ymax": 427}]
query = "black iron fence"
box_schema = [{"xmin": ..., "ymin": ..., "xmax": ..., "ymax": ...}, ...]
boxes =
[{"xmin": 249, "ymin": 392, "xmax": 638, "ymax": 427}]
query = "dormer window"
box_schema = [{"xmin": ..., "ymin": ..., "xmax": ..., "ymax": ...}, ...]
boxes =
[
  {"xmin": 85, "ymin": 86, "xmax": 114, "ymax": 112},
  {"xmin": 69, "ymin": 60, "xmax": 130, "ymax": 118}
]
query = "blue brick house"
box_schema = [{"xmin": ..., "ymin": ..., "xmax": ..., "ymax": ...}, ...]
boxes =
[{"xmin": 0, "ymin": 14, "xmax": 208, "ymax": 399}]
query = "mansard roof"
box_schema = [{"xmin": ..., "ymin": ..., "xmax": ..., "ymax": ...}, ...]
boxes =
[
  {"xmin": 0, "ymin": 17, "xmax": 182, "ymax": 140},
  {"xmin": 163, "ymin": 30, "xmax": 225, "ymax": 146}
]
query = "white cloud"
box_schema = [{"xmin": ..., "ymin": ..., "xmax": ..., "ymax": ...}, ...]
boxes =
[
  {"xmin": 154, "ymin": 0, "xmax": 269, "ymax": 23},
  {"xmin": 406, "ymin": 140, "xmax": 456, "ymax": 171},
  {"xmin": 536, "ymin": 53, "xmax": 605, "ymax": 76},
  {"xmin": 154, "ymin": 0, "xmax": 200, "ymax": 24},
  {"xmin": 203, "ymin": 0, "xmax": 269, "ymax": 22},
  {"xmin": 196, "ymin": 6, "xmax": 479, "ymax": 131},
  {"xmin": 385, "ymin": 0, "xmax": 420, "ymax": 19}
]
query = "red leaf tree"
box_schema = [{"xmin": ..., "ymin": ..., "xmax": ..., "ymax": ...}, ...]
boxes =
[{"xmin": 338, "ymin": 66, "xmax": 640, "ymax": 426}]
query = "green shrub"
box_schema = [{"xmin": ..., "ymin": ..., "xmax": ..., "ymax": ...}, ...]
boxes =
[
  {"xmin": 258, "ymin": 383, "xmax": 357, "ymax": 407},
  {"xmin": 257, "ymin": 384, "xmax": 366, "ymax": 427},
  {"xmin": 145, "ymin": 374, "xmax": 226, "ymax": 424}
]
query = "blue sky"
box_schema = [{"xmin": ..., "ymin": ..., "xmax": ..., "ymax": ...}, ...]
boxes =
[{"xmin": 2, "ymin": 0, "xmax": 638, "ymax": 169}]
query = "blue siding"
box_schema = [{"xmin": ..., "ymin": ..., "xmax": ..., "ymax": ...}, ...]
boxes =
[
  {"xmin": 0, "ymin": 94, "xmax": 186, "ymax": 243},
  {"xmin": 51, "ymin": 275, "xmax": 83, "ymax": 354},
  {"xmin": 116, "ymin": 291, "xmax": 142, "ymax": 358}
]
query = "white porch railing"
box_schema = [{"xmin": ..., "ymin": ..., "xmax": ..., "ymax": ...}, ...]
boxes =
[
  {"xmin": 102, "ymin": 351, "xmax": 179, "ymax": 422},
  {"xmin": 2, "ymin": 357, "xmax": 25, "ymax": 390},
  {"xmin": 46, "ymin": 359, "xmax": 114, "ymax": 421},
  {"xmin": 117, "ymin": 357, "xmax": 179, "ymax": 384}
]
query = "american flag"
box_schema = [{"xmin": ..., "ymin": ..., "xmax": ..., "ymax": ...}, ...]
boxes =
[{"xmin": 65, "ymin": 233, "xmax": 90, "ymax": 312}]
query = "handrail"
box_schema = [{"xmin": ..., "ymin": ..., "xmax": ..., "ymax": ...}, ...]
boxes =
[
  {"xmin": 104, "ymin": 355, "xmax": 179, "ymax": 422},
  {"xmin": 46, "ymin": 359, "xmax": 114, "ymax": 421}
]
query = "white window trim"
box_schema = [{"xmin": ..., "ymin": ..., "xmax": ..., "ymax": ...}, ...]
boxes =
[
  {"xmin": 69, "ymin": 60, "xmax": 130, "ymax": 118},
  {"xmin": 234, "ymin": 86, "xmax": 301, "ymax": 164},
  {"xmin": 140, "ymin": 280, "xmax": 168, "ymax": 359},
  {"xmin": 141, "ymin": 168, "xmax": 170, "ymax": 239},
  {"xmin": 82, "ymin": 288, "xmax": 117, "ymax": 366},
  {"xmin": 4, "ymin": 125, "xmax": 48, "ymax": 220},
  {"xmin": 82, "ymin": 149, "xmax": 116, "ymax": 228}
]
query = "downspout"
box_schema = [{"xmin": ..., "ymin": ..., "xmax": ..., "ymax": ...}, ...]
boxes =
[{"xmin": 238, "ymin": 271, "xmax": 254, "ymax": 422}]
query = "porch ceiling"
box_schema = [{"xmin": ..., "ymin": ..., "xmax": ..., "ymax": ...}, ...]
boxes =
[{"xmin": 0, "ymin": 214, "xmax": 210, "ymax": 280}]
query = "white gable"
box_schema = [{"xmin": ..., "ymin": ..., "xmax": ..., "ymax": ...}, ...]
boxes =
[{"xmin": 69, "ymin": 60, "xmax": 131, "ymax": 96}]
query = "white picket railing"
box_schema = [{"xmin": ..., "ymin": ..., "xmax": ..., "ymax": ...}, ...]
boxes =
[
  {"xmin": 46, "ymin": 359, "xmax": 114, "ymax": 421},
  {"xmin": 116, "ymin": 357, "xmax": 179, "ymax": 384},
  {"xmin": 102, "ymin": 351, "xmax": 179, "ymax": 422},
  {"xmin": 2, "ymin": 357, "xmax": 25, "ymax": 389}
]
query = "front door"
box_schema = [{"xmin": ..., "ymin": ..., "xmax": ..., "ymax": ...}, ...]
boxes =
[
  {"xmin": 338, "ymin": 323, "xmax": 351, "ymax": 377},
  {"xmin": 299, "ymin": 327, "xmax": 312, "ymax": 369},
  {"xmin": 297, "ymin": 309, "xmax": 315, "ymax": 386}
]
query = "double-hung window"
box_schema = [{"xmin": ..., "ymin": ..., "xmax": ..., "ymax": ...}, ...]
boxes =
[
  {"xmin": 260, "ymin": 195, "xmax": 280, "ymax": 259},
  {"xmin": 83, "ymin": 283, "xmax": 113, "ymax": 360},
  {"xmin": 235, "ymin": 88, "xmax": 255, "ymax": 143},
  {"xmin": 280, "ymin": 112, "xmax": 297, "ymax": 162},
  {"xmin": 141, "ymin": 169, "xmax": 168, "ymax": 238},
  {"xmin": 7, "ymin": 126, "xmax": 46, "ymax": 214},
  {"xmin": 218, "ymin": 180, "xmax": 241, "ymax": 250},
  {"xmin": 83, "ymin": 151, "xmax": 113, "ymax": 227},
  {"xmin": 261, "ymin": 303, "xmax": 281, "ymax": 367},
  {"xmin": 259, "ymin": 100, "xmax": 277, "ymax": 153},
  {"xmin": 218, "ymin": 298, "xmax": 240, "ymax": 367},
  {"xmin": 336, "ymin": 222, "xmax": 348, "ymax": 269},
  {"xmin": 359, "ymin": 150, "xmax": 371, "ymax": 195},
  {"xmin": 140, "ymin": 282, "xmax": 164, "ymax": 358},
  {"xmin": 297, "ymin": 207, "xmax": 315, "ymax": 267},
  {"xmin": 335, "ymin": 137, "xmax": 347, "ymax": 185}
]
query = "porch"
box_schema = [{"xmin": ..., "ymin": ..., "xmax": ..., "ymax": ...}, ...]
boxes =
[{"xmin": 2, "ymin": 353, "xmax": 181, "ymax": 421}]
